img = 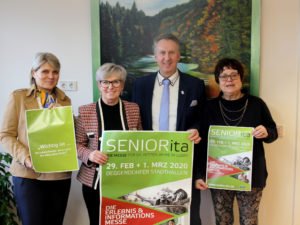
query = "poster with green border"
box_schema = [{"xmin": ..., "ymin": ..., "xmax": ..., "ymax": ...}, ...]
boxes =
[
  {"xmin": 206, "ymin": 125, "xmax": 253, "ymax": 191},
  {"xmin": 26, "ymin": 106, "xmax": 78, "ymax": 173},
  {"xmin": 100, "ymin": 131, "xmax": 194, "ymax": 225}
]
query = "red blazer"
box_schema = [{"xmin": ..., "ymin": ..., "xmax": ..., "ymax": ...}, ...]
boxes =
[{"xmin": 76, "ymin": 100, "xmax": 142, "ymax": 187}]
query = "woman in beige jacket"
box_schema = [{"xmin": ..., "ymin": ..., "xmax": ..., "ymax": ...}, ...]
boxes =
[{"xmin": 0, "ymin": 52, "xmax": 72, "ymax": 225}]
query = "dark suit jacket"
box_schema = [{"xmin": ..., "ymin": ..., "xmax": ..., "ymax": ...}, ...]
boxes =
[
  {"xmin": 132, "ymin": 71, "xmax": 206, "ymax": 224},
  {"xmin": 132, "ymin": 71, "xmax": 206, "ymax": 131}
]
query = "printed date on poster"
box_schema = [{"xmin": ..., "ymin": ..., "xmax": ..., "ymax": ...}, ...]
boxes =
[{"xmin": 106, "ymin": 162, "xmax": 188, "ymax": 170}]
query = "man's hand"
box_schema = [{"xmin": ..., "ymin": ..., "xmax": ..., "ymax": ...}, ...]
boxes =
[
  {"xmin": 187, "ymin": 129, "xmax": 201, "ymax": 144},
  {"xmin": 195, "ymin": 179, "xmax": 208, "ymax": 190}
]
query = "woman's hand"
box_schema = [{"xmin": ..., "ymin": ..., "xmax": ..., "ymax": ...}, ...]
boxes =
[
  {"xmin": 253, "ymin": 125, "xmax": 268, "ymax": 139},
  {"xmin": 195, "ymin": 179, "xmax": 209, "ymax": 190},
  {"xmin": 24, "ymin": 156, "xmax": 33, "ymax": 169},
  {"xmin": 187, "ymin": 129, "xmax": 201, "ymax": 144},
  {"xmin": 88, "ymin": 150, "xmax": 108, "ymax": 165}
]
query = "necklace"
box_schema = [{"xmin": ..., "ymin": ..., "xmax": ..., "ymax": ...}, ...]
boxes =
[
  {"xmin": 94, "ymin": 98, "xmax": 126, "ymax": 189},
  {"xmin": 98, "ymin": 98, "xmax": 126, "ymax": 131},
  {"xmin": 219, "ymin": 98, "xmax": 248, "ymax": 126}
]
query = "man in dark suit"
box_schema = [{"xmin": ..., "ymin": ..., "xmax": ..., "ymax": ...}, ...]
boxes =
[{"xmin": 132, "ymin": 33, "xmax": 206, "ymax": 225}]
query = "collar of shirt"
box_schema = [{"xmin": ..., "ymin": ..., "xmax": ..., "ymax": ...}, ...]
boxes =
[
  {"xmin": 152, "ymin": 71, "xmax": 179, "ymax": 131},
  {"xmin": 157, "ymin": 71, "xmax": 179, "ymax": 86}
]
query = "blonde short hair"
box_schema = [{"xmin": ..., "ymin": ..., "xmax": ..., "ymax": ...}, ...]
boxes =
[{"xmin": 95, "ymin": 63, "xmax": 127, "ymax": 82}]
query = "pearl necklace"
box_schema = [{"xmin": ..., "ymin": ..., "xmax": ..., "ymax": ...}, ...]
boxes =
[{"xmin": 219, "ymin": 98, "xmax": 248, "ymax": 126}]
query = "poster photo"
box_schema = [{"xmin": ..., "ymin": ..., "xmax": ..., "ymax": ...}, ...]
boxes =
[
  {"xmin": 100, "ymin": 131, "xmax": 194, "ymax": 225},
  {"xmin": 91, "ymin": 0, "xmax": 260, "ymax": 100},
  {"xmin": 206, "ymin": 125, "xmax": 254, "ymax": 191},
  {"xmin": 26, "ymin": 106, "xmax": 78, "ymax": 173}
]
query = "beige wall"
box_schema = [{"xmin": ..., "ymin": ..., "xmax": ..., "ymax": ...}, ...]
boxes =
[
  {"xmin": 296, "ymin": 80, "xmax": 300, "ymax": 224},
  {"xmin": 0, "ymin": 0, "xmax": 299, "ymax": 225},
  {"xmin": 259, "ymin": 0, "xmax": 300, "ymax": 224}
]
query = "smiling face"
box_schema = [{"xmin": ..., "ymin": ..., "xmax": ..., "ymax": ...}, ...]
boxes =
[
  {"xmin": 98, "ymin": 73, "xmax": 124, "ymax": 105},
  {"xmin": 218, "ymin": 67, "xmax": 243, "ymax": 99},
  {"xmin": 32, "ymin": 62, "xmax": 59, "ymax": 92},
  {"xmin": 154, "ymin": 39, "xmax": 180, "ymax": 77}
]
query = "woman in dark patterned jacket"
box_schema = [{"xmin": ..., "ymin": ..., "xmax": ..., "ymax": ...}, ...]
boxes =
[
  {"xmin": 195, "ymin": 58, "xmax": 278, "ymax": 225},
  {"xmin": 75, "ymin": 63, "xmax": 142, "ymax": 225}
]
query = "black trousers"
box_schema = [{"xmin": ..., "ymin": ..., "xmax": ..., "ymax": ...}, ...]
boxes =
[
  {"xmin": 13, "ymin": 177, "xmax": 71, "ymax": 225},
  {"xmin": 190, "ymin": 184, "xmax": 202, "ymax": 225},
  {"xmin": 82, "ymin": 184, "xmax": 100, "ymax": 225},
  {"xmin": 190, "ymin": 143, "xmax": 202, "ymax": 225}
]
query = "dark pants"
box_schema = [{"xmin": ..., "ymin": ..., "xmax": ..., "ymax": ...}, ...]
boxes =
[
  {"xmin": 190, "ymin": 143, "xmax": 202, "ymax": 225},
  {"xmin": 13, "ymin": 177, "xmax": 71, "ymax": 225},
  {"xmin": 82, "ymin": 184, "xmax": 100, "ymax": 225},
  {"xmin": 190, "ymin": 185, "xmax": 202, "ymax": 225}
]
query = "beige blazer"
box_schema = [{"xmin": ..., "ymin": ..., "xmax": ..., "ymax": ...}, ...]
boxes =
[{"xmin": 0, "ymin": 86, "xmax": 72, "ymax": 180}]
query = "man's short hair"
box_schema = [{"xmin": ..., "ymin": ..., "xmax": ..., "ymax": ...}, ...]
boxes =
[{"xmin": 153, "ymin": 33, "xmax": 180, "ymax": 54}]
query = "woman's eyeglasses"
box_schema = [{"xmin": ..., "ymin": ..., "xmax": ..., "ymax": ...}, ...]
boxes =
[
  {"xmin": 219, "ymin": 73, "xmax": 240, "ymax": 81},
  {"xmin": 99, "ymin": 80, "xmax": 122, "ymax": 88}
]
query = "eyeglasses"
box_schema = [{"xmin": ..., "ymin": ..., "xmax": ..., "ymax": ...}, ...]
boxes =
[
  {"xmin": 219, "ymin": 73, "xmax": 240, "ymax": 81},
  {"xmin": 99, "ymin": 80, "xmax": 122, "ymax": 88}
]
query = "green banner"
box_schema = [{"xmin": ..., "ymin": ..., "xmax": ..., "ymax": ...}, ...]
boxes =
[
  {"xmin": 26, "ymin": 106, "xmax": 78, "ymax": 173},
  {"xmin": 207, "ymin": 126, "xmax": 253, "ymax": 191},
  {"xmin": 100, "ymin": 131, "xmax": 193, "ymax": 225}
]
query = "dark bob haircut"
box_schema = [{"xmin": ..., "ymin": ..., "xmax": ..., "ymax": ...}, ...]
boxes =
[{"xmin": 214, "ymin": 58, "xmax": 244, "ymax": 83}]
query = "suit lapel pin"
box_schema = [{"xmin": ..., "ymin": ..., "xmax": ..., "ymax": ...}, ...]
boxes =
[{"xmin": 181, "ymin": 90, "xmax": 184, "ymax": 95}]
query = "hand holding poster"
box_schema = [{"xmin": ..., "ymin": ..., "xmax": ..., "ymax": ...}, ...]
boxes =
[
  {"xmin": 26, "ymin": 106, "xmax": 78, "ymax": 173},
  {"xmin": 100, "ymin": 131, "xmax": 193, "ymax": 225},
  {"xmin": 206, "ymin": 126, "xmax": 253, "ymax": 191}
]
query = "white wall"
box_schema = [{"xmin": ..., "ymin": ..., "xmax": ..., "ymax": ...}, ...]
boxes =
[
  {"xmin": 1, "ymin": 0, "xmax": 300, "ymax": 225},
  {"xmin": 0, "ymin": 0, "xmax": 93, "ymax": 115},
  {"xmin": 0, "ymin": 1, "xmax": 92, "ymax": 225}
]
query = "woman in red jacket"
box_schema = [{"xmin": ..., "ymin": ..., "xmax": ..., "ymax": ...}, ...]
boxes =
[{"xmin": 75, "ymin": 63, "xmax": 142, "ymax": 225}]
